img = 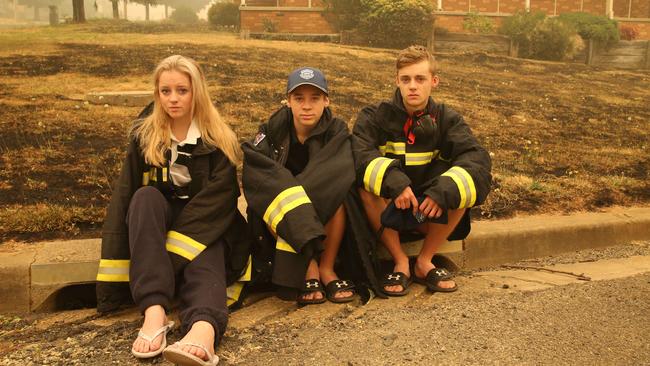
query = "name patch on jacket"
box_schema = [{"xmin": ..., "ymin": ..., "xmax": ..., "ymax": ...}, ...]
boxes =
[{"xmin": 253, "ymin": 132, "xmax": 266, "ymax": 146}]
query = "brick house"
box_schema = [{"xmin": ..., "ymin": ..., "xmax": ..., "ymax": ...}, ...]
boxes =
[
  {"xmin": 238, "ymin": 0, "xmax": 650, "ymax": 39},
  {"xmin": 239, "ymin": 0, "xmax": 335, "ymax": 34}
]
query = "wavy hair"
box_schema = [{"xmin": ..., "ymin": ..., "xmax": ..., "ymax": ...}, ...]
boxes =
[
  {"xmin": 396, "ymin": 45, "xmax": 438, "ymax": 76},
  {"xmin": 133, "ymin": 55, "xmax": 241, "ymax": 167}
]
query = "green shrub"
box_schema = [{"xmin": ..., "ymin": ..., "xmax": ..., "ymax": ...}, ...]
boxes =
[
  {"xmin": 463, "ymin": 11, "xmax": 494, "ymax": 34},
  {"xmin": 208, "ymin": 2, "xmax": 239, "ymax": 28},
  {"xmin": 322, "ymin": 0, "xmax": 363, "ymax": 32},
  {"xmin": 358, "ymin": 0, "xmax": 434, "ymax": 49},
  {"xmin": 170, "ymin": 6, "xmax": 198, "ymax": 24},
  {"xmin": 499, "ymin": 11, "xmax": 546, "ymax": 58},
  {"xmin": 529, "ymin": 18, "xmax": 575, "ymax": 60},
  {"xmin": 262, "ymin": 18, "xmax": 277, "ymax": 33},
  {"xmin": 558, "ymin": 12, "xmax": 619, "ymax": 47}
]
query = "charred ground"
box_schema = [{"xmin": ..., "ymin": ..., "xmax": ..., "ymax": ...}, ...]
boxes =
[{"xmin": 0, "ymin": 25, "xmax": 648, "ymax": 241}]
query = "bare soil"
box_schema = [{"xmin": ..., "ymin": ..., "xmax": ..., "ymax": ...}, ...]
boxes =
[{"xmin": 0, "ymin": 25, "xmax": 648, "ymax": 241}]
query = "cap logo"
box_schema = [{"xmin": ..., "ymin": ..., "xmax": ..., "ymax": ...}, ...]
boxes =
[{"xmin": 299, "ymin": 69, "xmax": 314, "ymax": 80}]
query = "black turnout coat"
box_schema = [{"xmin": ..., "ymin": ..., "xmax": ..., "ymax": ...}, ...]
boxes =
[
  {"xmin": 352, "ymin": 89, "xmax": 492, "ymax": 239},
  {"xmin": 96, "ymin": 119, "xmax": 252, "ymax": 313},
  {"xmin": 241, "ymin": 106, "xmax": 391, "ymax": 300}
]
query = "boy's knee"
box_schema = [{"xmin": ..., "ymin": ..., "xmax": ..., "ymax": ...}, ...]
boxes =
[{"xmin": 358, "ymin": 188, "xmax": 378, "ymax": 205}]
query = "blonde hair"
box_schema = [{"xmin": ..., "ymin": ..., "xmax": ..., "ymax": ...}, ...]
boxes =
[
  {"xmin": 396, "ymin": 45, "xmax": 438, "ymax": 75},
  {"xmin": 133, "ymin": 55, "xmax": 241, "ymax": 167}
]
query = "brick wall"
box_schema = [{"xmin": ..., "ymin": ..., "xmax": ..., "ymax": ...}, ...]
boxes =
[
  {"xmin": 619, "ymin": 20, "xmax": 650, "ymax": 38},
  {"xmin": 244, "ymin": 0, "xmax": 325, "ymax": 6},
  {"xmin": 240, "ymin": 9, "xmax": 335, "ymax": 33},
  {"xmin": 555, "ymin": 1, "xmax": 583, "ymax": 13},
  {"xmin": 471, "ymin": 0, "xmax": 498, "ymax": 13},
  {"xmin": 444, "ymin": 0, "xmax": 470, "ymax": 12},
  {"xmin": 530, "ymin": 0, "xmax": 554, "ymax": 14},
  {"xmin": 239, "ymin": 1, "xmax": 649, "ymax": 38}
]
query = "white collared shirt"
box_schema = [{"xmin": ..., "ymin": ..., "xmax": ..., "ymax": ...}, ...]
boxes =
[{"xmin": 170, "ymin": 120, "xmax": 200, "ymax": 187}]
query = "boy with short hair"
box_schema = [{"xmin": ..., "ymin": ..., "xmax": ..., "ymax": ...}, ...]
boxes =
[
  {"xmin": 352, "ymin": 45, "xmax": 492, "ymax": 296},
  {"xmin": 242, "ymin": 67, "xmax": 356, "ymax": 304}
]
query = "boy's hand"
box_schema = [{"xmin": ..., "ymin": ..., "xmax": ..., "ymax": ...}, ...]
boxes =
[
  {"xmin": 394, "ymin": 186, "xmax": 419, "ymax": 214},
  {"xmin": 419, "ymin": 196, "xmax": 443, "ymax": 218}
]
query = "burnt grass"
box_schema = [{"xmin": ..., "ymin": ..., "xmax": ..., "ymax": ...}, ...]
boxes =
[{"xmin": 0, "ymin": 41, "xmax": 649, "ymax": 241}]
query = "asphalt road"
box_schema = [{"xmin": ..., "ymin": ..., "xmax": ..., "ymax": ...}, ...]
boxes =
[{"xmin": 1, "ymin": 241, "xmax": 649, "ymax": 365}]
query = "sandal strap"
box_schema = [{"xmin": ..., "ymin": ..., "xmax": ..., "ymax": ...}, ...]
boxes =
[
  {"xmin": 137, "ymin": 321, "xmax": 174, "ymax": 343},
  {"xmin": 302, "ymin": 279, "xmax": 324, "ymax": 292},
  {"xmin": 382, "ymin": 272, "xmax": 410, "ymax": 287},
  {"xmin": 325, "ymin": 279, "xmax": 355, "ymax": 293},
  {"xmin": 172, "ymin": 341, "xmax": 216, "ymax": 362},
  {"xmin": 425, "ymin": 268, "xmax": 452, "ymax": 284}
]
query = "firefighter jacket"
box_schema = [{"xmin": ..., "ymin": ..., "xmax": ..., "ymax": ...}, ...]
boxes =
[
  {"xmin": 241, "ymin": 106, "xmax": 356, "ymax": 289},
  {"xmin": 96, "ymin": 122, "xmax": 252, "ymax": 313},
  {"xmin": 352, "ymin": 89, "xmax": 492, "ymax": 216}
]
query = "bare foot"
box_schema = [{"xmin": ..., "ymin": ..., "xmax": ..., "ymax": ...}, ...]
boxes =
[
  {"xmin": 320, "ymin": 269, "xmax": 353, "ymax": 299},
  {"xmin": 384, "ymin": 259, "xmax": 411, "ymax": 294},
  {"xmin": 132, "ymin": 305, "xmax": 167, "ymax": 354},
  {"xmin": 414, "ymin": 258, "xmax": 456, "ymax": 289},
  {"xmin": 300, "ymin": 259, "xmax": 324, "ymax": 302},
  {"xmin": 178, "ymin": 321, "xmax": 215, "ymax": 361}
]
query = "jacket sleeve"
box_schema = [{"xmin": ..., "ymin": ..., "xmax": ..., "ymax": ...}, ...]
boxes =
[
  {"xmin": 352, "ymin": 105, "xmax": 411, "ymax": 199},
  {"xmin": 242, "ymin": 128, "xmax": 325, "ymax": 254},
  {"xmin": 167, "ymin": 150, "xmax": 240, "ymax": 262},
  {"xmin": 424, "ymin": 107, "xmax": 492, "ymax": 210}
]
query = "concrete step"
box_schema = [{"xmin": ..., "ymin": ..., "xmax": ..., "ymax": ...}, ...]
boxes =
[
  {"xmin": 1, "ymin": 206, "xmax": 649, "ymax": 314},
  {"xmin": 85, "ymin": 91, "xmax": 152, "ymax": 107}
]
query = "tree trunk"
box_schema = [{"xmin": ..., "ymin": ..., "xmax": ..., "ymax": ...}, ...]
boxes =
[
  {"xmin": 72, "ymin": 0, "xmax": 85, "ymax": 23},
  {"xmin": 34, "ymin": 6, "xmax": 40, "ymax": 21},
  {"xmin": 123, "ymin": 0, "xmax": 127, "ymax": 20},
  {"xmin": 164, "ymin": 4, "xmax": 168, "ymax": 18},
  {"xmin": 145, "ymin": 3, "xmax": 149, "ymax": 21},
  {"xmin": 111, "ymin": 0, "xmax": 119, "ymax": 19}
]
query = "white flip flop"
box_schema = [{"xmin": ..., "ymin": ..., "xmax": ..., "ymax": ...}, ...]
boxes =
[
  {"xmin": 131, "ymin": 321, "xmax": 175, "ymax": 359},
  {"xmin": 163, "ymin": 341, "xmax": 219, "ymax": 366}
]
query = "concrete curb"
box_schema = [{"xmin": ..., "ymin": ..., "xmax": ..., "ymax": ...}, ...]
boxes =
[{"xmin": 1, "ymin": 206, "xmax": 649, "ymax": 314}]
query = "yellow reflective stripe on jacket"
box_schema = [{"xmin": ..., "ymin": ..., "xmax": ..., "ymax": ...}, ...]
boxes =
[
  {"xmin": 150, "ymin": 168, "xmax": 157, "ymax": 182},
  {"xmin": 226, "ymin": 282, "xmax": 245, "ymax": 307},
  {"xmin": 239, "ymin": 255, "xmax": 252, "ymax": 282},
  {"xmin": 263, "ymin": 186, "xmax": 312, "ymax": 232},
  {"xmin": 405, "ymin": 151, "xmax": 438, "ymax": 166},
  {"xmin": 165, "ymin": 230, "xmax": 207, "ymax": 261},
  {"xmin": 276, "ymin": 236, "xmax": 297, "ymax": 254},
  {"xmin": 379, "ymin": 141, "xmax": 406, "ymax": 156},
  {"xmin": 441, "ymin": 166, "xmax": 477, "ymax": 208},
  {"xmin": 162, "ymin": 167, "xmax": 168, "ymax": 182},
  {"xmin": 379, "ymin": 141, "xmax": 438, "ymax": 166},
  {"xmin": 142, "ymin": 171, "xmax": 150, "ymax": 186},
  {"xmin": 363, "ymin": 157, "xmax": 394, "ymax": 196},
  {"xmin": 96, "ymin": 259, "xmax": 130, "ymax": 282}
]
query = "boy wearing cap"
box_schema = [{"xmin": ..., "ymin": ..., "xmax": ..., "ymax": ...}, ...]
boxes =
[
  {"xmin": 242, "ymin": 67, "xmax": 357, "ymax": 305},
  {"xmin": 352, "ymin": 45, "xmax": 492, "ymax": 296}
]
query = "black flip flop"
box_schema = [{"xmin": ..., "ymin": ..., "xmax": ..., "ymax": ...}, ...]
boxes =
[
  {"xmin": 297, "ymin": 279, "xmax": 327, "ymax": 305},
  {"xmin": 380, "ymin": 271, "xmax": 411, "ymax": 297},
  {"xmin": 324, "ymin": 279, "xmax": 356, "ymax": 303},
  {"xmin": 413, "ymin": 267, "xmax": 458, "ymax": 293}
]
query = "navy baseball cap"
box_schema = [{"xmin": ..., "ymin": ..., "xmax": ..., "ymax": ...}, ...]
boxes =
[{"xmin": 286, "ymin": 67, "xmax": 328, "ymax": 95}]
